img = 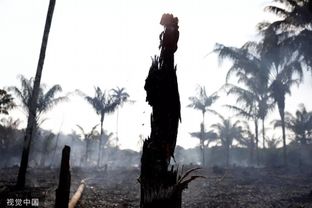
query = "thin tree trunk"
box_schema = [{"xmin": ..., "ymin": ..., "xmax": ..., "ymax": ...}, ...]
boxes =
[
  {"xmin": 262, "ymin": 118, "xmax": 266, "ymax": 149},
  {"xmin": 202, "ymin": 112, "xmax": 205, "ymax": 166},
  {"xmin": 202, "ymin": 111, "xmax": 205, "ymax": 127},
  {"xmin": 249, "ymin": 136, "xmax": 255, "ymax": 166},
  {"xmin": 116, "ymin": 107, "xmax": 119, "ymax": 146},
  {"xmin": 225, "ymin": 140, "xmax": 230, "ymax": 167},
  {"xmin": 16, "ymin": 0, "xmax": 56, "ymax": 188},
  {"xmin": 98, "ymin": 116, "xmax": 104, "ymax": 167},
  {"xmin": 85, "ymin": 138, "xmax": 89, "ymax": 165},
  {"xmin": 280, "ymin": 110, "xmax": 287, "ymax": 166},
  {"xmin": 201, "ymin": 141, "xmax": 205, "ymax": 167},
  {"xmin": 255, "ymin": 119, "xmax": 259, "ymax": 166}
]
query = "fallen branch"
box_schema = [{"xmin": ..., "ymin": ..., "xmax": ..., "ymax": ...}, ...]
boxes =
[{"xmin": 68, "ymin": 180, "xmax": 85, "ymax": 208}]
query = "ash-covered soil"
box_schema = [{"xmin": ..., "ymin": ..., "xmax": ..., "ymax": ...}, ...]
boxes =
[{"xmin": 1, "ymin": 166, "xmax": 312, "ymax": 208}]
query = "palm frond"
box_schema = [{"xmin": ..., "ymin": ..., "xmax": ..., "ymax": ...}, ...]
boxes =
[{"xmin": 265, "ymin": 6, "xmax": 289, "ymax": 18}]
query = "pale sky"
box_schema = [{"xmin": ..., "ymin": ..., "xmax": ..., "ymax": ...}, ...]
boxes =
[{"xmin": 1, "ymin": 0, "xmax": 311, "ymax": 151}]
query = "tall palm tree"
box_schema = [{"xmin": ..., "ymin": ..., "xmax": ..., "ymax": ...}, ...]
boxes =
[
  {"xmin": 211, "ymin": 115, "xmax": 243, "ymax": 167},
  {"xmin": 190, "ymin": 122, "xmax": 217, "ymax": 166},
  {"xmin": 272, "ymin": 103, "xmax": 312, "ymax": 145},
  {"xmin": 0, "ymin": 89, "xmax": 15, "ymax": 115},
  {"xmin": 9, "ymin": 75, "xmax": 68, "ymax": 128},
  {"xmin": 76, "ymin": 124, "xmax": 99, "ymax": 166},
  {"xmin": 258, "ymin": 1, "xmax": 306, "ymax": 166},
  {"xmin": 214, "ymin": 39, "xmax": 303, "ymax": 166},
  {"xmin": 214, "ymin": 42, "xmax": 274, "ymax": 153},
  {"xmin": 15, "ymin": 0, "xmax": 56, "ymax": 188},
  {"xmin": 264, "ymin": 45, "xmax": 304, "ymax": 165},
  {"xmin": 187, "ymin": 86, "xmax": 219, "ymax": 127},
  {"xmin": 111, "ymin": 87, "xmax": 132, "ymax": 145},
  {"xmin": 80, "ymin": 87, "xmax": 118, "ymax": 167}
]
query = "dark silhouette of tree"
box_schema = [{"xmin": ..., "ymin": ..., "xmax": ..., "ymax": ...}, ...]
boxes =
[
  {"xmin": 214, "ymin": 42, "xmax": 274, "ymax": 163},
  {"xmin": 266, "ymin": 136, "xmax": 281, "ymax": 149},
  {"xmin": 190, "ymin": 122, "xmax": 217, "ymax": 166},
  {"xmin": 236, "ymin": 121, "xmax": 256, "ymax": 165},
  {"xmin": 187, "ymin": 86, "xmax": 218, "ymax": 167},
  {"xmin": 187, "ymin": 86, "xmax": 218, "ymax": 128},
  {"xmin": 0, "ymin": 117, "xmax": 21, "ymax": 159},
  {"xmin": 79, "ymin": 87, "xmax": 118, "ymax": 167},
  {"xmin": 16, "ymin": 0, "xmax": 56, "ymax": 188},
  {"xmin": 76, "ymin": 124, "xmax": 99, "ymax": 166},
  {"xmin": 211, "ymin": 115, "xmax": 243, "ymax": 167},
  {"xmin": 9, "ymin": 75, "xmax": 68, "ymax": 128},
  {"xmin": 0, "ymin": 89, "xmax": 15, "ymax": 115},
  {"xmin": 261, "ymin": 0, "xmax": 312, "ymax": 73},
  {"xmin": 269, "ymin": 69, "xmax": 303, "ymax": 166},
  {"xmin": 265, "ymin": 47, "xmax": 303, "ymax": 166},
  {"xmin": 272, "ymin": 103, "xmax": 312, "ymax": 145},
  {"xmin": 223, "ymin": 86, "xmax": 260, "ymax": 165},
  {"xmin": 214, "ymin": 38, "xmax": 303, "ymax": 166},
  {"xmin": 140, "ymin": 14, "xmax": 197, "ymax": 207},
  {"xmin": 257, "ymin": 1, "xmax": 307, "ymax": 166},
  {"xmin": 111, "ymin": 87, "xmax": 132, "ymax": 144}
]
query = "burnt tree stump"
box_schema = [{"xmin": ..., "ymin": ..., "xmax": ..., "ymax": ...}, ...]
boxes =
[
  {"xmin": 140, "ymin": 13, "xmax": 183, "ymax": 208},
  {"xmin": 55, "ymin": 145, "xmax": 71, "ymax": 208}
]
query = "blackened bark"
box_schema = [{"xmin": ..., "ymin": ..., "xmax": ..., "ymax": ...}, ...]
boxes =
[
  {"xmin": 16, "ymin": 0, "xmax": 56, "ymax": 188},
  {"xmin": 140, "ymin": 14, "xmax": 183, "ymax": 208},
  {"xmin": 55, "ymin": 145, "xmax": 71, "ymax": 208}
]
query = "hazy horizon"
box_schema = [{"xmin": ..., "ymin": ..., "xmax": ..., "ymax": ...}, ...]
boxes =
[{"xmin": 1, "ymin": 0, "xmax": 312, "ymax": 151}]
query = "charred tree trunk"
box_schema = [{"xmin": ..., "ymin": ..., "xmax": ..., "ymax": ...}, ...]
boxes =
[
  {"xmin": 16, "ymin": 0, "xmax": 56, "ymax": 188},
  {"xmin": 140, "ymin": 14, "xmax": 183, "ymax": 208},
  {"xmin": 55, "ymin": 145, "xmax": 71, "ymax": 208}
]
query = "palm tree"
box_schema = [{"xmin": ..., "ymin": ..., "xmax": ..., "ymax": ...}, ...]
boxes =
[
  {"xmin": 15, "ymin": 0, "xmax": 56, "ymax": 188},
  {"xmin": 272, "ymin": 103, "xmax": 312, "ymax": 145},
  {"xmin": 258, "ymin": 1, "xmax": 306, "ymax": 166},
  {"xmin": 9, "ymin": 75, "xmax": 68, "ymax": 128},
  {"xmin": 187, "ymin": 86, "xmax": 219, "ymax": 127},
  {"xmin": 111, "ymin": 87, "xmax": 132, "ymax": 145},
  {"xmin": 76, "ymin": 124, "xmax": 99, "ymax": 166},
  {"xmin": 266, "ymin": 136, "xmax": 281, "ymax": 149},
  {"xmin": 261, "ymin": 0, "xmax": 312, "ymax": 71},
  {"xmin": 211, "ymin": 115, "xmax": 243, "ymax": 167},
  {"xmin": 0, "ymin": 89, "xmax": 15, "ymax": 115},
  {"xmin": 214, "ymin": 38, "xmax": 303, "ymax": 166},
  {"xmin": 214, "ymin": 42, "xmax": 274, "ymax": 160},
  {"xmin": 236, "ymin": 121, "xmax": 256, "ymax": 165},
  {"xmin": 190, "ymin": 122, "xmax": 217, "ymax": 166},
  {"xmin": 80, "ymin": 87, "xmax": 118, "ymax": 167},
  {"xmin": 267, "ymin": 54, "xmax": 303, "ymax": 165}
]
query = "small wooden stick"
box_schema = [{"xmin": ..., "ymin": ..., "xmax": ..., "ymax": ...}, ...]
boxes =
[{"xmin": 68, "ymin": 180, "xmax": 86, "ymax": 208}]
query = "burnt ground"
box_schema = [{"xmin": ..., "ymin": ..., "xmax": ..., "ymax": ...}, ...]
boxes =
[{"xmin": 0, "ymin": 166, "xmax": 312, "ymax": 208}]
